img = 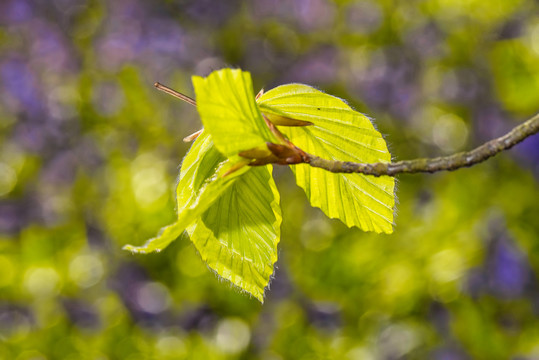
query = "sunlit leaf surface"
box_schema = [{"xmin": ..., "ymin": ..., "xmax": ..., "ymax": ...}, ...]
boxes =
[
  {"xmin": 187, "ymin": 165, "xmax": 281, "ymax": 302},
  {"xmin": 124, "ymin": 131, "xmax": 280, "ymax": 301},
  {"xmin": 192, "ymin": 69, "xmax": 276, "ymax": 158},
  {"xmin": 258, "ymin": 84, "xmax": 395, "ymax": 233}
]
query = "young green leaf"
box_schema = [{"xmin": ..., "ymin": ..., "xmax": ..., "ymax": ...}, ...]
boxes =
[
  {"xmin": 187, "ymin": 165, "xmax": 281, "ymax": 302},
  {"xmin": 258, "ymin": 84, "xmax": 395, "ymax": 233},
  {"xmin": 123, "ymin": 131, "xmax": 249, "ymax": 253},
  {"xmin": 124, "ymin": 130, "xmax": 281, "ymax": 302},
  {"xmin": 192, "ymin": 69, "xmax": 277, "ymax": 158}
]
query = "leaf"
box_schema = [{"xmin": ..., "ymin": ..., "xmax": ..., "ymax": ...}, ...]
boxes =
[
  {"xmin": 187, "ymin": 165, "xmax": 281, "ymax": 302},
  {"xmin": 258, "ymin": 84, "xmax": 395, "ymax": 233},
  {"xmin": 192, "ymin": 69, "xmax": 277, "ymax": 158},
  {"xmin": 123, "ymin": 131, "xmax": 249, "ymax": 253},
  {"xmin": 124, "ymin": 130, "xmax": 281, "ymax": 302}
]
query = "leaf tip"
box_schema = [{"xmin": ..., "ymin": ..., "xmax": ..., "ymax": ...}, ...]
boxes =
[{"xmin": 373, "ymin": 222, "xmax": 394, "ymax": 235}]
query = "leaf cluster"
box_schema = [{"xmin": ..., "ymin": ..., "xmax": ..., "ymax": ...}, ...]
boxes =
[{"xmin": 124, "ymin": 69, "xmax": 395, "ymax": 301}]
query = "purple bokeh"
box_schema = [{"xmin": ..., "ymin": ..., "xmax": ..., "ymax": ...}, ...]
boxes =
[
  {"xmin": 1, "ymin": 59, "xmax": 45, "ymax": 116},
  {"xmin": 489, "ymin": 238, "xmax": 530, "ymax": 297},
  {"xmin": 0, "ymin": 0, "xmax": 33, "ymax": 25}
]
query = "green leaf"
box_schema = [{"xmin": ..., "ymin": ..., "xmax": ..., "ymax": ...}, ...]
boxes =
[
  {"xmin": 187, "ymin": 165, "xmax": 281, "ymax": 302},
  {"xmin": 192, "ymin": 69, "xmax": 276, "ymax": 158},
  {"xmin": 124, "ymin": 130, "xmax": 281, "ymax": 302},
  {"xmin": 123, "ymin": 131, "xmax": 248, "ymax": 253},
  {"xmin": 258, "ymin": 84, "xmax": 395, "ymax": 234}
]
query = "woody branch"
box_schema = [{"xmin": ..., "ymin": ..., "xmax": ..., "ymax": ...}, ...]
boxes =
[
  {"xmin": 154, "ymin": 82, "xmax": 539, "ymax": 177},
  {"xmin": 305, "ymin": 113, "xmax": 539, "ymax": 177}
]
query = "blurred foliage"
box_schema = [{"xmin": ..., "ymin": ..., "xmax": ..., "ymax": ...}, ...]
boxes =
[{"xmin": 0, "ymin": 0, "xmax": 539, "ymax": 359}]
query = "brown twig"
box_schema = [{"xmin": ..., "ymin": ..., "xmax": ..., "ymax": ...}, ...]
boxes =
[{"xmin": 154, "ymin": 82, "xmax": 197, "ymax": 107}]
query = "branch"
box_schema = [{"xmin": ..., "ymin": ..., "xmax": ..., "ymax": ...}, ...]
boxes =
[
  {"xmin": 306, "ymin": 113, "xmax": 539, "ymax": 177},
  {"xmin": 153, "ymin": 82, "xmax": 539, "ymax": 177}
]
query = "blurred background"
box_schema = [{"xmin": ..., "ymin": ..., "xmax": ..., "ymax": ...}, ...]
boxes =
[{"xmin": 1, "ymin": 0, "xmax": 539, "ymax": 359}]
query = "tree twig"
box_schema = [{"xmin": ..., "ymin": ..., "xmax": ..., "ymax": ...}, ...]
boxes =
[
  {"xmin": 306, "ymin": 113, "xmax": 539, "ymax": 177},
  {"xmin": 153, "ymin": 82, "xmax": 539, "ymax": 177}
]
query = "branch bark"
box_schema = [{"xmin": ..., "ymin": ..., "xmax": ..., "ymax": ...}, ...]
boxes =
[{"xmin": 306, "ymin": 113, "xmax": 539, "ymax": 177}]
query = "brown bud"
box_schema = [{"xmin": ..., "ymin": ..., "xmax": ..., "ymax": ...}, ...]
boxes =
[
  {"xmin": 183, "ymin": 129, "xmax": 203, "ymax": 142},
  {"xmin": 266, "ymin": 142, "xmax": 297, "ymax": 159}
]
